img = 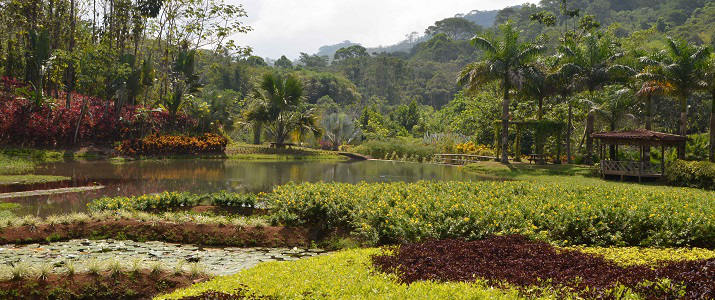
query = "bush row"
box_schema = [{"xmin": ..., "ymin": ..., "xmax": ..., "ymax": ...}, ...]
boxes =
[
  {"xmin": 665, "ymin": 160, "xmax": 715, "ymax": 190},
  {"xmin": 116, "ymin": 133, "xmax": 228, "ymax": 156},
  {"xmin": 353, "ymin": 137, "xmax": 437, "ymax": 161},
  {"xmin": 88, "ymin": 191, "xmax": 257, "ymax": 211},
  {"xmin": 265, "ymin": 181, "xmax": 715, "ymax": 248},
  {"xmin": 0, "ymin": 96, "xmax": 199, "ymax": 147}
]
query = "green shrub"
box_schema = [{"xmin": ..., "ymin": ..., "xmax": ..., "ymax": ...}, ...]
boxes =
[
  {"xmin": 207, "ymin": 191, "xmax": 258, "ymax": 207},
  {"xmin": 88, "ymin": 191, "xmax": 257, "ymax": 211},
  {"xmin": 266, "ymin": 181, "xmax": 715, "ymax": 248},
  {"xmin": 665, "ymin": 160, "xmax": 715, "ymax": 190},
  {"xmin": 354, "ymin": 137, "xmax": 437, "ymax": 161}
]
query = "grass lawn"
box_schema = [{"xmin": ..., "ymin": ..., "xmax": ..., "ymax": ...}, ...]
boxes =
[
  {"xmin": 463, "ymin": 161, "xmax": 595, "ymax": 179},
  {"xmin": 0, "ymin": 175, "xmax": 69, "ymax": 185}
]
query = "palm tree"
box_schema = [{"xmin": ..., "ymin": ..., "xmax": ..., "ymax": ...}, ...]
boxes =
[
  {"xmin": 458, "ymin": 22, "xmax": 544, "ymax": 163},
  {"xmin": 556, "ymin": 33, "xmax": 633, "ymax": 162},
  {"xmin": 642, "ymin": 38, "xmax": 710, "ymax": 158},
  {"xmin": 520, "ymin": 63, "xmax": 557, "ymax": 156},
  {"xmin": 250, "ymin": 73, "xmax": 321, "ymax": 147},
  {"xmin": 583, "ymin": 86, "xmax": 639, "ymax": 159}
]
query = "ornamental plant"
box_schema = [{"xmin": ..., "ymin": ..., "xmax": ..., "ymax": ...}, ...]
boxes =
[
  {"xmin": 266, "ymin": 181, "xmax": 715, "ymax": 248},
  {"xmin": 116, "ymin": 133, "xmax": 228, "ymax": 156}
]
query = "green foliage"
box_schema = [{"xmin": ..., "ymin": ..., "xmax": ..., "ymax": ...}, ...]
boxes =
[
  {"xmin": 157, "ymin": 248, "xmax": 530, "ymax": 300},
  {"xmin": 665, "ymin": 160, "xmax": 715, "ymax": 190},
  {"xmin": 425, "ymin": 17, "xmax": 483, "ymax": 40},
  {"xmin": 88, "ymin": 191, "xmax": 258, "ymax": 211},
  {"xmin": 568, "ymin": 246, "xmax": 715, "ymax": 266},
  {"xmin": 274, "ymin": 55, "xmax": 293, "ymax": 69},
  {"xmin": 267, "ymin": 181, "xmax": 715, "ymax": 247},
  {"xmin": 354, "ymin": 137, "xmax": 437, "ymax": 161}
]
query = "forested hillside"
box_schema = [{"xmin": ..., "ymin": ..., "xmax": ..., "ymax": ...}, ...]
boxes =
[{"xmin": 1, "ymin": 0, "xmax": 715, "ymax": 160}]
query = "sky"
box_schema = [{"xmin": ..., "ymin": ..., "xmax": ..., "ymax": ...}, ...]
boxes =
[{"xmin": 233, "ymin": 0, "xmax": 540, "ymax": 60}]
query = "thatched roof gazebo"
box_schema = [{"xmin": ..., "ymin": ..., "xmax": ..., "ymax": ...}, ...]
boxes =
[{"xmin": 591, "ymin": 129, "xmax": 686, "ymax": 181}]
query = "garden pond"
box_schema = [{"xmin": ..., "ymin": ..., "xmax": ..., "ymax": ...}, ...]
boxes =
[{"xmin": 1, "ymin": 159, "xmax": 484, "ymax": 216}]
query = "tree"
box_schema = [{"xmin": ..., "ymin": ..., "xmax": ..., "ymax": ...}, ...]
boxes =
[
  {"xmin": 704, "ymin": 56, "xmax": 715, "ymax": 162},
  {"xmin": 391, "ymin": 100, "xmax": 420, "ymax": 132},
  {"xmin": 251, "ymin": 73, "xmax": 321, "ymax": 146},
  {"xmin": 459, "ymin": 22, "xmax": 544, "ymax": 163},
  {"xmin": 165, "ymin": 44, "xmax": 200, "ymax": 122},
  {"xmin": 556, "ymin": 33, "xmax": 633, "ymax": 162},
  {"xmin": 638, "ymin": 38, "xmax": 710, "ymax": 158},
  {"xmin": 583, "ymin": 86, "xmax": 639, "ymax": 159},
  {"xmin": 334, "ymin": 45, "xmax": 369, "ymax": 61},
  {"xmin": 299, "ymin": 53, "xmax": 328, "ymax": 69},
  {"xmin": 425, "ymin": 17, "xmax": 482, "ymax": 40},
  {"xmin": 274, "ymin": 55, "xmax": 293, "ymax": 69}
]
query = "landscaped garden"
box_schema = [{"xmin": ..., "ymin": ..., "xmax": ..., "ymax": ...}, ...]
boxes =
[{"xmin": 4, "ymin": 0, "xmax": 715, "ymax": 299}]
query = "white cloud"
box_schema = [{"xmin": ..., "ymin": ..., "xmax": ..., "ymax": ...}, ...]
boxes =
[{"xmin": 230, "ymin": 0, "xmax": 539, "ymax": 59}]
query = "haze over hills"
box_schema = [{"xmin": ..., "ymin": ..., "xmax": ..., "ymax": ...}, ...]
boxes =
[{"xmin": 313, "ymin": 8, "xmax": 501, "ymax": 59}]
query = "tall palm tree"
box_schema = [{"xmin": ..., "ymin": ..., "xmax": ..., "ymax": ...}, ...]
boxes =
[
  {"xmin": 458, "ymin": 22, "xmax": 544, "ymax": 163},
  {"xmin": 250, "ymin": 73, "xmax": 321, "ymax": 147},
  {"xmin": 641, "ymin": 38, "xmax": 710, "ymax": 158},
  {"xmin": 556, "ymin": 33, "xmax": 633, "ymax": 162},
  {"xmin": 520, "ymin": 63, "xmax": 557, "ymax": 156}
]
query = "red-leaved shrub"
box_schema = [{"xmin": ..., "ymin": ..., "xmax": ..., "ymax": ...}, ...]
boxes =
[{"xmin": 0, "ymin": 83, "xmax": 199, "ymax": 147}]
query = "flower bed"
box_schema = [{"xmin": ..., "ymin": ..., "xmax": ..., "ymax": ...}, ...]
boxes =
[
  {"xmin": 266, "ymin": 181, "xmax": 715, "ymax": 248},
  {"xmin": 372, "ymin": 236, "xmax": 715, "ymax": 299},
  {"xmin": 116, "ymin": 133, "xmax": 228, "ymax": 156}
]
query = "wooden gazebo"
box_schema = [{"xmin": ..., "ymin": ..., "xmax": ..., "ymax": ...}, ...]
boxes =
[{"xmin": 591, "ymin": 129, "xmax": 686, "ymax": 181}]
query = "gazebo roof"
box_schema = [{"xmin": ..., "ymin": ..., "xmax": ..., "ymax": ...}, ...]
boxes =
[{"xmin": 591, "ymin": 129, "xmax": 686, "ymax": 146}]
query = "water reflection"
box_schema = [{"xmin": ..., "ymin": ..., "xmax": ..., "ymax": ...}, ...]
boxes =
[{"xmin": 2, "ymin": 159, "xmax": 484, "ymax": 216}]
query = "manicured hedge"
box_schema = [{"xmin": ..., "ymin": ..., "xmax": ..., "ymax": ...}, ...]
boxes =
[
  {"xmin": 88, "ymin": 191, "xmax": 257, "ymax": 211},
  {"xmin": 266, "ymin": 181, "xmax": 715, "ymax": 248},
  {"xmin": 665, "ymin": 160, "xmax": 715, "ymax": 190},
  {"xmin": 116, "ymin": 133, "xmax": 228, "ymax": 156},
  {"xmin": 353, "ymin": 138, "xmax": 437, "ymax": 161}
]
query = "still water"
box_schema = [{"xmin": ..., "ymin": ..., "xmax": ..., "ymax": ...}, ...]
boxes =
[{"xmin": 3, "ymin": 159, "xmax": 484, "ymax": 216}]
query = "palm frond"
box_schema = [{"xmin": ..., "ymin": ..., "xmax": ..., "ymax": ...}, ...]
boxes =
[
  {"xmin": 516, "ymin": 45, "xmax": 545, "ymax": 64},
  {"xmin": 470, "ymin": 36, "xmax": 497, "ymax": 54}
]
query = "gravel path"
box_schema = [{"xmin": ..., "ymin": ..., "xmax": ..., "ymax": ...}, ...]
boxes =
[{"xmin": 0, "ymin": 239, "xmax": 326, "ymax": 276}]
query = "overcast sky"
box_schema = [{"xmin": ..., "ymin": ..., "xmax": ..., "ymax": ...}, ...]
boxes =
[{"xmin": 233, "ymin": 0, "xmax": 540, "ymax": 60}]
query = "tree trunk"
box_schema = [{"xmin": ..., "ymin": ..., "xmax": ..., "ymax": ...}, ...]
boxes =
[
  {"xmin": 537, "ymin": 97, "xmax": 543, "ymax": 121},
  {"xmin": 644, "ymin": 95, "xmax": 652, "ymax": 162},
  {"xmin": 500, "ymin": 81, "xmax": 510, "ymax": 163},
  {"xmin": 679, "ymin": 96, "xmax": 687, "ymax": 159},
  {"xmin": 566, "ymin": 101, "xmax": 572, "ymax": 164},
  {"xmin": 253, "ymin": 123, "xmax": 262, "ymax": 145},
  {"xmin": 585, "ymin": 112, "xmax": 594, "ymax": 164},
  {"xmin": 609, "ymin": 122, "xmax": 617, "ymax": 160},
  {"xmin": 74, "ymin": 97, "xmax": 89, "ymax": 145},
  {"xmin": 66, "ymin": 0, "xmax": 76, "ymax": 109},
  {"xmin": 710, "ymin": 92, "xmax": 715, "ymax": 162}
]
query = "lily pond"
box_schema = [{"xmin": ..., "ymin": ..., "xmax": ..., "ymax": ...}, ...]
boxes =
[{"xmin": 1, "ymin": 159, "xmax": 483, "ymax": 216}]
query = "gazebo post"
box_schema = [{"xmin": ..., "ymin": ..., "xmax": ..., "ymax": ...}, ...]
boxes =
[{"xmin": 661, "ymin": 145, "xmax": 666, "ymax": 176}]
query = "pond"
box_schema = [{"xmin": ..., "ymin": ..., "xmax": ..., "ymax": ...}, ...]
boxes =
[{"xmin": 2, "ymin": 159, "xmax": 485, "ymax": 216}]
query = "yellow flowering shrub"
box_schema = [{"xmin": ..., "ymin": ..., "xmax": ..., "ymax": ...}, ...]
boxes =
[
  {"xmin": 455, "ymin": 142, "xmax": 495, "ymax": 156},
  {"xmin": 267, "ymin": 181, "xmax": 715, "ymax": 248}
]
